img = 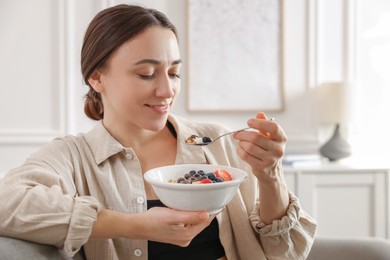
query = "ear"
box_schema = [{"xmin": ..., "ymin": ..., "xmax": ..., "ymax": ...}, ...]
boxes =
[{"xmin": 87, "ymin": 69, "xmax": 104, "ymax": 93}]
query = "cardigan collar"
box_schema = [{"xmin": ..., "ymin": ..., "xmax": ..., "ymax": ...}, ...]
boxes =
[{"xmin": 83, "ymin": 114, "xmax": 208, "ymax": 165}]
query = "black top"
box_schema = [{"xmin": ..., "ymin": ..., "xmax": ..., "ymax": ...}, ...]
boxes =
[{"xmin": 147, "ymin": 200, "xmax": 225, "ymax": 260}]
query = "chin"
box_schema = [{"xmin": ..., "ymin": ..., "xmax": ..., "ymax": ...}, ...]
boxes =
[{"xmin": 146, "ymin": 118, "xmax": 169, "ymax": 132}]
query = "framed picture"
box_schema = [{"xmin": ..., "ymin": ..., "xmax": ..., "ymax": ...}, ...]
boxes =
[{"xmin": 186, "ymin": 0, "xmax": 284, "ymax": 111}]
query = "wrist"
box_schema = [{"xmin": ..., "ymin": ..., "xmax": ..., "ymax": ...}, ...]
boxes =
[
  {"xmin": 90, "ymin": 209, "xmax": 146, "ymax": 240},
  {"xmin": 255, "ymin": 161, "xmax": 286, "ymax": 186},
  {"xmin": 258, "ymin": 165, "xmax": 288, "ymax": 200},
  {"xmin": 257, "ymin": 165, "xmax": 290, "ymax": 224}
]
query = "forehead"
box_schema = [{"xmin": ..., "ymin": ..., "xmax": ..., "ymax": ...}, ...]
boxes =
[{"xmin": 111, "ymin": 26, "xmax": 180, "ymax": 64}]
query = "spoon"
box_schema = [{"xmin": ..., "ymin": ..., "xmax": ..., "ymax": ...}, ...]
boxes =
[{"xmin": 185, "ymin": 117, "xmax": 275, "ymax": 146}]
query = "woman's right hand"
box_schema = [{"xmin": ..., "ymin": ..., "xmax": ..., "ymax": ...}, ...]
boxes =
[
  {"xmin": 91, "ymin": 207, "xmax": 213, "ymax": 247},
  {"xmin": 140, "ymin": 207, "xmax": 213, "ymax": 247}
]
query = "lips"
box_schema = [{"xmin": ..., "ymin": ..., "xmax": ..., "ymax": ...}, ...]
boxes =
[
  {"xmin": 148, "ymin": 104, "xmax": 169, "ymax": 109},
  {"xmin": 146, "ymin": 100, "xmax": 172, "ymax": 114}
]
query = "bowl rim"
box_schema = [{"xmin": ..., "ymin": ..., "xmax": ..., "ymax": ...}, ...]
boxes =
[{"xmin": 144, "ymin": 164, "xmax": 248, "ymax": 189}]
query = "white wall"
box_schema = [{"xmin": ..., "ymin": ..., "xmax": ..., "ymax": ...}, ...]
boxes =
[{"xmin": 0, "ymin": 0, "xmax": 356, "ymax": 176}]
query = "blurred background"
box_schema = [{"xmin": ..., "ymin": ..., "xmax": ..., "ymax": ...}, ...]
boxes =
[{"xmin": 1, "ymin": 0, "xmax": 390, "ymax": 240}]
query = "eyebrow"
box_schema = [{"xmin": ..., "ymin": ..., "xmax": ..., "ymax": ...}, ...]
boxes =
[{"xmin": 134, "ymin": 58, "xmax": 182, "ymax": 66}]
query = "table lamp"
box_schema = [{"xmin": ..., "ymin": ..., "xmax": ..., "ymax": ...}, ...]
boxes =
[{"xmin": 315, "ymin": 82, "xmax": 352, "ymax": 161}]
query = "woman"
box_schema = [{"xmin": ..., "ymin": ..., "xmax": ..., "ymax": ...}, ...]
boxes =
[{"xmin": 0, "ymin": 4, "xmax": 317, "ymax": 260}]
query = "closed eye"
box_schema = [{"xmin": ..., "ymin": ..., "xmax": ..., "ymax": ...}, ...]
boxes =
[
  {"xmin": 169, "ymin": 73, "xmax": 181, "ymax": 79},
  {"xmin": 138, "ymin": 73, "xmax": 181, "ymax": 80},
  {"xmin": 139, "ymin": 74, "xmax": 155, "ymax": 80}
]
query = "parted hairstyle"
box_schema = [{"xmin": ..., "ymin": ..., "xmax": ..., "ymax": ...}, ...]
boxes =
[{"xmin": 81, "ymin": 4, "xmax": 178, "ymax": 120}]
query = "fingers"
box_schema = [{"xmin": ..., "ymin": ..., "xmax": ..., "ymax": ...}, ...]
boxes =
[
  {"xmin": 246, "ymin": 117, "xmax": 287, "ymax": 143},
  {"xmin": 232, "ymin": 113, "xmax": 287, "ymax": 155},
  {"xmin": 236, "ymin": 139, "xmax": 283, "ymax": 166},
  {"xmin": 144, "ymin": 207, "xmax": 214, "ymax": 247},
  {"xmin": 165, "ymin": 210, "xmax": 214, "ymax": 247},
  {"xmin": 167, "ymin": 210, "xmax": 210, "ymax": 225},
  {"xmin": 232, "ymin": 112, "xmax": 287, "ymax": 174}
]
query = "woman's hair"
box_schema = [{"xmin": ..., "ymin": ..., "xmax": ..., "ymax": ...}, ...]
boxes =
[{"xmin": 81, "ymin": 4, "xmax": 178, "ymax": 120}]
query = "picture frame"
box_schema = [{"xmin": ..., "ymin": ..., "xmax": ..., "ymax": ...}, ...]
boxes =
[{"xmin": 186, "ymin": 0, "xmax": 284, "ymax": 111}]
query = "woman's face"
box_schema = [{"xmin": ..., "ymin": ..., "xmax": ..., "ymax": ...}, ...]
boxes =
[{"xmin": 94, "ymin": 26, "xmax": 181, "ymax": 132}]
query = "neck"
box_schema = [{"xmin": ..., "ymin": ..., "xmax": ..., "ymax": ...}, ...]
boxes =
[{"xmin": 102, "ymin": 120, "xmax": 175, "ymax": 149}]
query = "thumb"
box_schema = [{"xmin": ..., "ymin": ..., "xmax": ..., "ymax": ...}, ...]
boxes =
[
  {"xmin": 253, "ymin": 112, "xmax": 271, "ymax": 137},
  {"xmin": 256, "ymin": 111, "xmax": 267, "ymax": 120},
  {"xmin": 172, "ymin": 211, "xmax": 209, "ymax": 225}
]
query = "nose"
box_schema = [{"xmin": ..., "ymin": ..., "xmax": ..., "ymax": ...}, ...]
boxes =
[{"xmin": 155, "ymin": 74, "xmax": 175, "ymax": 98}]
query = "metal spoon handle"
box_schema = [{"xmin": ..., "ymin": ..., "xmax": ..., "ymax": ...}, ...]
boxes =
[
  {"xmin": 212, "ymin": 127, "xmax": 251, "ymax": 143},
  {"xmin": 212, "ymin": 118, "xmax": 274, "ymax": 143}
]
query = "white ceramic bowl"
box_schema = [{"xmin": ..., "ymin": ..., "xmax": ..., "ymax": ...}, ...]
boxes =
[{"xmin": 144, "ymin": 164, "xmax": 248, "ymax": 215}]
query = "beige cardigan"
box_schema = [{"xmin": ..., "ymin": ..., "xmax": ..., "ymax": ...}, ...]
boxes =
[{"xmin": 0, "ymin": 114, "xmax": 317, "ymax": 259}]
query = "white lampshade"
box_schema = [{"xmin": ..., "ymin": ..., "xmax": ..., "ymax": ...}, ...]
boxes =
[
  {"xmin": 315, "ymin": 82, "xmax": 353, "ymax": 161},
  {"xmin": 315, "ymin": 82, "xmax": 352, "ymax": 124}
]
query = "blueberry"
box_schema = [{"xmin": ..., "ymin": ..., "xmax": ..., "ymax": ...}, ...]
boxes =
[
  {"xmin": 176, "ymin": 168, "xmax": 226, "ymax": 185},
  {"xmin": 197, "ymin": 170, "xmax": 205, "ymax": 175},
  {"xmin": 215, "ymin": 177, "xmax": 223, "ymax": 182},
  {"xmin": 205, "ymin": 172, "xmax": 216, "ymax": 180},
  {"xmin": 202, "ymin": 136, "xmax": 212, "ymax": 143}
]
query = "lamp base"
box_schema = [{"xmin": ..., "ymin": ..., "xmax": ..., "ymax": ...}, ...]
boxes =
[{"xmin": 319, "ymin": 123, "xmax": 351, "ymax": 161}]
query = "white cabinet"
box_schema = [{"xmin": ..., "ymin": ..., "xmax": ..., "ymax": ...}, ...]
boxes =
[{"xmin": 284, "ymin": 162, "xmax": 390, "ymax": 238}]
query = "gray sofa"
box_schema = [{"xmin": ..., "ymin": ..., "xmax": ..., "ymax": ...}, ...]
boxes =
[
  {"xmin": 307, "ymin": 236, "xmax": 390, "ymax": 260},
  {"xmin": 1, "ymin": 236, "xmax": 390, "ymax": 259},
  {"xmin": 0, "ymin": 237, "xmax": 85, "ymax": 260}
]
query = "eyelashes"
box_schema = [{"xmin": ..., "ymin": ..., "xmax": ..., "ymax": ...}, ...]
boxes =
[
  {"xmin": 170, "ymin": 73, "xmax": 181, "ymax": 79},
  {"xmin": 139, "ymin": 74, "xmax": 156, "ymax": 80},
  {"xmin": 138, "ymin": 73, "xmax": 181, "ymax": 80}
]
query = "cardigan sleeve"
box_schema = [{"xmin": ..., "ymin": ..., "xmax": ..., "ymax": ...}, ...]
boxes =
[
  {"xmin": 0, "ymin": 139, "xmax": 102, "ymax": 257},
  {"xmin": 249, "ymin": 191, "xmax": 318, "ymax": 260}
]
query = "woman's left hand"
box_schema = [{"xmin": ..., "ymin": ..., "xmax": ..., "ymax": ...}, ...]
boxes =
[
  {"xmin": 232, "ymin": 112, "xmax": 287, "ymax": 182},
  {"xmin": 233, "ymin": 112, "xmax": 289, "ymax": 223}
]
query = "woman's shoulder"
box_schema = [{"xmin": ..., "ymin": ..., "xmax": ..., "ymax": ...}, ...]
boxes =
[{"xmin": 28, "ymin": 134, "xmax": 86, "ymax": 164}]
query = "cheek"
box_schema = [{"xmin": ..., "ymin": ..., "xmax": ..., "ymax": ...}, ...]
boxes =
[
  {"xmin": 123, "ymin": 88, "xmax": 156, "ymax": 112},
  {"xmin": 103, "ymin": 83, "xmax": 135, "ymax": 111},
  {"xmin": 119, "ymin": 89, "xmax": 142, "ymax": 108},
  {"xmin": 173, "ymin": 81, "xmax": 181, "ymax": 97}
]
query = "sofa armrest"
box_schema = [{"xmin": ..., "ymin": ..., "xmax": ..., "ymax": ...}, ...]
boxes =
[
  {"xmin": 307, "ymin": 236, "xmax": 390, "ymax": 260},
  {"xmin": 0, "ymin": 236, "xmax": 85, "ymax": 260}
]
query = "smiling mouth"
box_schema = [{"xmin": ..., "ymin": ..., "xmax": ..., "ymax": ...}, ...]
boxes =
[
  {"xmin": 147, "ymin": 104, "xmax": 169, "ymax": 109},
  {"xmin": 147, "ymin": 98, "xmax": 173, "ymax": 107},
  {"xmin": 146, "ymin": 102, "xmax": 172, "ymax": 114}
]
